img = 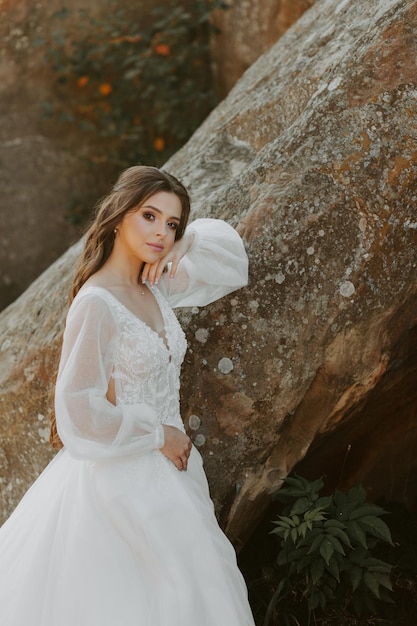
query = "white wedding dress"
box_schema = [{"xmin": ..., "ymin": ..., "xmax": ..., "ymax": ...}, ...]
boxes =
[{"xmin": 0, "ymin": 219, "xmax": 255, "ymax": 626}]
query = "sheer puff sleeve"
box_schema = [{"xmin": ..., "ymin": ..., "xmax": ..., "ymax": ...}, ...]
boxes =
[
  {"xmin": 158, "ymin": 218, "xmax": 249, "ymax": 308},
  {"xmin": 55, "ymin": 292, "xmax": 164, "ymax": 461}
]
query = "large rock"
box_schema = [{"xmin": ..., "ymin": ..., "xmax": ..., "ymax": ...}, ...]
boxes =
[
  {"xmin": 1, "ymin": 0, "xmax": 417, "ymax": 550},
  {"xmin": 211, "ymin": 0, "xmax": 316, "ymax": 98}
]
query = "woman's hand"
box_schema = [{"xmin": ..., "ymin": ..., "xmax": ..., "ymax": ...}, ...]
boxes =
[
  {"xmin": 141, "ymin": 232, "xmax": 194, "ymax": 287},
  {"xmin": 160, "ymin": 425, "xmax": 192, "ymax": 471}
]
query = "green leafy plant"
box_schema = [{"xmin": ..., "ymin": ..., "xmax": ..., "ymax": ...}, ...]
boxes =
[
  {"xmin": 42, "ymin": 0, "xmax": 227, "ymax": 167},
  {"xmin": 264, "ymin": 475, "xmax": 394, "ymax": 625}
]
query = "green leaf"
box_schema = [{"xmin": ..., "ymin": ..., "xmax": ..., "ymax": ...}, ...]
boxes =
[
  {"xmin": 295, "ymin": 553, "xmax": 314, "ymax": 573},
  {"xmin": 373, "ymin": 573, "xmax": 393, "ymax": 592},
  {"xmin": 379, "ymin": 588, "xmax": 395, "ymax": 604},
  {"xmin": 319, "ymin": 539, "xmax": 334, "ymax": 565},
  {"xmin": 358, "ymin": 516, "xmax": 393, "ymax": 545},
  {"xmin": 348, "ymin": 564, "xmax": 362, "ymax": 591},
  {"xmin": 326, "ymin": 534, "xmax": 346, "ymax": 555},
  {"xmin": 349, "ymin": 504, "xmax": 387, "ymax": 520},
  {"xmin": 304, "ymin": 507, "xmax": 327, "ymax": 523},
  {"xmin": 283, "ymin": 475, "xmax": 312, "ymax": 491},
  {"xmin": 334, "ymin": 490, "xmax": 364, "ymax": 520},
  {"xmin": 298, "ymin": 521, "xmax": 308, "ymax": 539},
  {"xmin": 325, "ymin": 555, "xmax": 340, "ymax": 582},
  {"xmin": 323, "ymin": 519, "xmax": 346, "ymax": 530},
  {"xmin": 334, "ymin": 491, "xmax": 347, "ymax": 506},
  {"xmin": 290, "ymin": 497, "xmax": 311, "ymax": 515},
  {"xmin": 347, "ymin": 484, "xmax": 367, "ymax": 505},
  {"xmin": 263, "ymin": 579, "xmax": 289, "ymax": 626},
  {"xmin": 273, "ymin": 490, "xmax": 300, "ymax": 503},
  {"xmin": 310, "ymin": 558, "xmax": 324, "ymax": 584},
  {"xmin": 326, "ymin": 526, "xmax": 353, "ymax": 549},
  {"xmin": 307, "ymin": 532, "xmax": 326, "ymax": 554},
  {"xmin": 364, "ymin": 557, "xmax": 391, "ymax": 573},
  {"xmin": 346, "ymin": 519, "xmax": 368, "ymax": 548},
  {"xmin": 363, "ymin": 572, "xmax": 381, "ymax": 598},
  {"xmin": 309, "ymin": 476, "xmax": 325, "ymax": 494},
  {"xmin": 276, "ymin": 515, "xmax": 295, "ymax": 528},
  {"xmin": 316, "ymin": 495, "xmax": 332, "ymax": 509},
  {"xmin": 280, "ymin": 487, "xmax": 310, "ymax": 499}
]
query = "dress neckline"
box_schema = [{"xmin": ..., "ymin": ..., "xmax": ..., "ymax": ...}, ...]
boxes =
[{"xmin": 80, "ymin": 284, "xmax": 170, "ymax": 351}]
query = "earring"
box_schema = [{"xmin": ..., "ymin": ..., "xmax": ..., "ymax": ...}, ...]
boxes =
[{"xmin": 114, "ymin": 228, "xmax": 118, "ymax": 234}]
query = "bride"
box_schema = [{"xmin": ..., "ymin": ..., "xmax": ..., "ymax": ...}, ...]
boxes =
[{"xmin": 0, "ymin": 165, "xmax": 255, "ymax": 626}]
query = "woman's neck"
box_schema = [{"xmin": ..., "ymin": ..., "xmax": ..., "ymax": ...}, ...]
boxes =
[{"xmin": 97, "ymin": 254, "xmax": 143, "ymax": 288}]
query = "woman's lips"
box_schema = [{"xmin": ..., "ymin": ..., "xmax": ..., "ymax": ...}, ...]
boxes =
[{"xmin": 146, "ymin": 243, "xmax": 164, "ymax": 252}]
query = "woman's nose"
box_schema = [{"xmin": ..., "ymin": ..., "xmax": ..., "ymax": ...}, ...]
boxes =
[{"xmin": 156, "ymin": 223, "xmax": 168, "ymax": 238}]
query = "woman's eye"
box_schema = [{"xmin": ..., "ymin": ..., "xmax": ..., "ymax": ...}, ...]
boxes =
[
  {"xmin": 168, "ymin": 222, "xmax": 178, "ymax": 230},
  {"xmin": 143, "ymin": 212, "xmax": 155, "ymax": 221}
]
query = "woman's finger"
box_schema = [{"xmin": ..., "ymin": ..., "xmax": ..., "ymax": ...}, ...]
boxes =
[
  {"xmin": 145, "ymin": 261, "xmax": 160, "ymax": 286},
  {"xmin": 169, "ymin": 255, "xmax": 179, "ymax": 279},
  {"xmin": 141, "ymin": 263, "xmax": 149, "ymax": 284},
  {"xmin": 154, "ymin": 259, "xmax": 169, "ymax": 285},
  {"xmin": 145, "ymin": 256, "xmax": 169, "ymax": 286}
]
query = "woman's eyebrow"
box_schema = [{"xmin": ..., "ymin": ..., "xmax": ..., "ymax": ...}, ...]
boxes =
[{"xmin": 141, "ymin": 204, "xmax": 181, "ymax": 221}]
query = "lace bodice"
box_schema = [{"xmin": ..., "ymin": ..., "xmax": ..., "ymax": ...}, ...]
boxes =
[
  {"xmin": 55, "ymin": 218, "xmax": 249, "ymax": 462},
  {"xmin": 99, "ymin": 287, "xmax": 187, "ymax": 431}
]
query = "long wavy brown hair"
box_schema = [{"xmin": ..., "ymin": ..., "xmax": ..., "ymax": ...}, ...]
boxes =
[{"xmin": 50, "ymin": 165, "xmax": 191, "ymax": 449}]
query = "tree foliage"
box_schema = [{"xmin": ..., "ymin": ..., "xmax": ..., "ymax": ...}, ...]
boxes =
[
  {"xmin": 264, "ymin": 475, "xmax": 394, "ymax": 625},
  {"xmin": 41, "ymin": 0, "xmax": 227, "ymax": 169}
]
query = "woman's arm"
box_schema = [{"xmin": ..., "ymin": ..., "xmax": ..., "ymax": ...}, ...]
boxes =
[
  {"xmin": 143, "ymin": 218, "xmax": 249, "ymax": 308},
  {"xmin": 55, "ymin": 292, "xmax": 165, "ymax": 461}
]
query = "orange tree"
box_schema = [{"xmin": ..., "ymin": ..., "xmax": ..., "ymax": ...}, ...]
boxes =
[{"xmin": 41, "ymin": 0, "xmax": 227, "ymax": 201}]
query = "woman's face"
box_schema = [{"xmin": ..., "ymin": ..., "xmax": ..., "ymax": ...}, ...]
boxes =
[{"xmin": 116, "ymin": 191, "xmax": 182, "ymax": 265}]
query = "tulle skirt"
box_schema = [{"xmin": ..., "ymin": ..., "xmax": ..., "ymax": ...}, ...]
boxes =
[{"xmin": 0, "ymin": 447, "xmax": 254, "ymax": 625}]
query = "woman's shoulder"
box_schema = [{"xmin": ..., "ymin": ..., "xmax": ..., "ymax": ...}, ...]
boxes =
[
  {"xmin": 62, "ymin": 286, "xmax": 121, "ymax": 345},
  {"xmin": 74, "ymin": 283, "xmax": 114, "ymax": 303},
  {"xmin": 69, "ymin": 284, "xmax": 120, "ymax": 323}
]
